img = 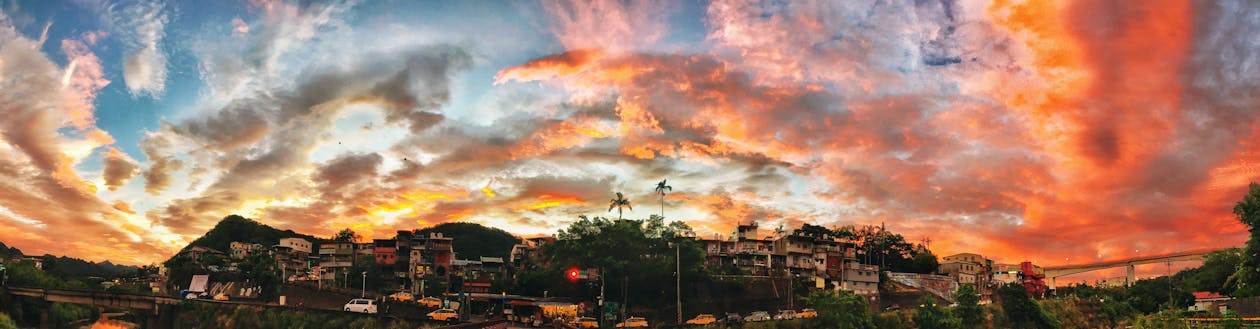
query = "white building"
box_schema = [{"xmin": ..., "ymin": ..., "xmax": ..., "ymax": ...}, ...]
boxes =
[{"xmin": 278, "ymin": 238, "xmax": 312, "ymax": 254}]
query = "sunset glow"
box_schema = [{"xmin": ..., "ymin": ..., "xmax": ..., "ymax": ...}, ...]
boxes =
[{"xmin": 0, "ymin": 0, "xmax": 1257, "ymax": 277}]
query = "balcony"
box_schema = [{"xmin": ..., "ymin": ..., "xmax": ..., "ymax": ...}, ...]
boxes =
[{"xmin": 319, "ymin": 261, "xmax": 352, "ymax": 268}]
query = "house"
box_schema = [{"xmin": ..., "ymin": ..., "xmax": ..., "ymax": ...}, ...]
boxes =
[
  {"xmin": 278, "ymin": 238, "xmax": 312, "ymax": 254},
  {"xmin": 409, "ymin": 232, "xmax": 455, "ymax": 282},
  {"xmin": 1190, "ymin": 291, "xmax": 1231, "ymax": 312},
  {"xmin": 180, "ymin": 246, "xmax": 226, "ymax": 263},
  {"xmin": 229, "ymin": 242, "xmax": 263, "ymax": 259},
  {"xmin": 939, "ymin": 253, "xmax": 992, "ymax": 287},
  {"xmin": 373, "ymin": 239, "xmax": 397, "ymax": 266},
  {"xmin": 774, "ymin": 234, "xmax": 817, "ymax": 277},
  {"xmin": 318, "ymin": 242, "xmax": 355, "ymax": 281}
]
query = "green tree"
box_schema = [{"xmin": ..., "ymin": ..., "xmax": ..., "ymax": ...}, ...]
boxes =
[
  {"xmin": 1130, "ymin": 309, "xmax": 1186, "ymax": 329},
  {"xmin": 914, "ymin": 294, "xmax": 961, "ymax": 329},
  {"xmin": 0, "ymin": 313, "xmax": 16, "ymax": 329},
  {"xmin": 654, "ymin": 179, "xmax": 672, "ymax": 219},
  {"xmin": 802, "ymin": 290, "xmax": 876, "ymax": 329},
  {"xmin": 332, "ymin": 228, "xmax": 360, "ymax": 243},
  {"xmin": 995, "ymin": 283, "xmax": 1060, "ymax": 329},
  {"xmin": 1176, "ymin": 247, "xmax": 1242, "ymax": 295},
  {"xmin": 953, "ymin": 284, "xmax": 984, "ymax": 327},
  {"xmin": 843, "ymin": 224, "xmax": 934, "ymax": 274},
  {"xmin": 608, "ymin": 192, "xmax": 632, "ymax": 220},
  {"xmin": 912, "ymin": 248, "xmax": 941, "ymax": 274},
  {"xmin": 517, "ymin": 216, "xmax": 706, "ymax": 308},
  {"xmin": 1124, "ymin": 276, "xmax": 1193, "ymax": 313},
  {"xmin": 1229, "ymin": 183, "xmax": 1260, "ymax": 297}
]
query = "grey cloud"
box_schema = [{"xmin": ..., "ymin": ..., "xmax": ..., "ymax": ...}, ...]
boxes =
[{"xmin": 102, "ymin": 150, "xmax": 139, "ymax": 191}]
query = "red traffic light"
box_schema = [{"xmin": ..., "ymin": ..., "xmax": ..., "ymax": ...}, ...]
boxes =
[{"xmin": 566, "ymin": 268, "xmax": 580, "ymax": 282}]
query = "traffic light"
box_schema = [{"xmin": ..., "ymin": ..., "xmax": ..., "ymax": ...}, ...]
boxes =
[{"xmin": 566, "ymin": 267, "xmax": 581, "ymax": 282}]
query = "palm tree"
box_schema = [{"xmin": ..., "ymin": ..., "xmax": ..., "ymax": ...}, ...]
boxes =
[
  {"xmin": 654, "ymin": 179, "xmax": 672, "ymax": 219},
  {"xmin": 608, "ymin": 192, "xmax": 632, "ymax": 220}
]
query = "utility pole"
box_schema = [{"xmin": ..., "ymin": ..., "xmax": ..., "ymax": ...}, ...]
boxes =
[
  {"xmin": 361, "ymin": 271, "xmax": 367, "ymax": 298},
  {"xmin": 676, "ymin": 243, "xmax": 682, "ymax": 325}
]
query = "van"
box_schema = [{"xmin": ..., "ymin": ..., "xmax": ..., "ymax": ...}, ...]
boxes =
[{"xmin": 343, "ymin": 298, "xmax": 378, "ymax": 314}]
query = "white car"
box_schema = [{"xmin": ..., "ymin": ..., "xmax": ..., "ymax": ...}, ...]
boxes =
[{"xmin": 343, "ymin": 298, "xmax": 378, "ymax": 314}]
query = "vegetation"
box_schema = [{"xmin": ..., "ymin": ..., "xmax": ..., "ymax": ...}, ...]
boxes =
[
  {"xmin": 654, "ymin": 179, "xmax": 672, "ymax": 218},
  {"xmin": 175, "ymin": 214, "xmax": 321, "ymax": 259},
  {"xmin": 414, "ymin": 222, "xmax": 520, "ymax": 259},
  {"xmin": 515, "ymin": 214, "xmax": 705, "ymax": 310},
  {"xmin": 0, "ymin": 313, "xmax": 14, "ymax": 329},
  {"xmin": 173, "ymin": 302, "xmax": 423, "ymax": 329},
  {"xmin": 952, "ymin": 284, "xmax": 983, "ymax": 327},
  {"xmin": 1230, "ymin": 182, "xmax": 1260, "ymax": 297},
  {"xmin": 608, "ymin": 192, "xmax": 632, "ymax": 220},
  {"xmin": 913, "ymin": 294, "xmax": 960, "ymax": 329},
  {"xmin": 802, "ymin": 290, "xmax": 875, "ymax": 329},
  {"xmin": 994, "ymin": 283, "xmax": 1060, "ymax": 329}
]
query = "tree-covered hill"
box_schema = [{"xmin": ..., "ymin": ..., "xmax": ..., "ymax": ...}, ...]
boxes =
[
  {"xmin": 0, "ymin": 241, "xmax": 138, "ymax": 278},
  {"xmin": 172, "ymin": 215, "xmax": 322, "ymax": 262},
  {"xmin": 415, "ymin": 222, "xmax": 521, "ymax": 259}
]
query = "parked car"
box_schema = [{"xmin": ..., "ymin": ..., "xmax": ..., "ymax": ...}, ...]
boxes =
[
  {"xmin": 722, "ymin": 313, "xmax": 743, "ymax": 324},
  {"xmin": 615, "ymin": 317, "xmax": 649, "ymax": 328},
  {"xmin": 212, "ymin": 293, "xmax": 230, "ymax": 301},
  {"xmin": 418, "ymin": 296, "xmax": 442, "ymax": 308},
  {"xmin": 685, "ymin": 314, "xmax": 716, "ymax": 325},
  {"xmin": 179, "ymin": 290, "xmax": 205, "ymax": 299},
  {"xmin": 343, "ymin": 299, "xmax": 378, "ymax": 314},
  {"xmin": 573, "ymin": 317, "xmax": 599, "ymax": 328},
  {"xmin": 388, "ymin": 291, "xmax": 414, "ymax": 302},
  {"xmin": 744, "ymin": 311, "xmax": 771, "ymax": 322},
  {"xmin": 427, "ymin": 308, "xmax": 460, "ymax": 323},
  {"xmin": 773, "ymin": 310, "xmax": 797, "ymax": 320},
  {"xmin": 798, "ymin": 308, "xmax": 818, "ymax": 318}
]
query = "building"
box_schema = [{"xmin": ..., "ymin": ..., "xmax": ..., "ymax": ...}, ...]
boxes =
[
  {"xmin": 273, "ymin": 238, "xmax": 311, "ymax": 276},
  {"xmin": 317, "ymin": 242, "xmax": 355, "ymax": 281},
  {"xmin": 838, "ymin": 247, "xmax": 880, "ymax": 295},
  {"xmin": 1190, "ymin": 291, "xmax": 1231, "ymax": 312},
  {"xmin": 373, "ymin": 239, "xmax": 397, "ymax": 266},
  {"xmin": 696, "ymin": 223, "xmax": 880, "ymax": 297},
  {"xmin": 229, "ymin": 242, "xmax": 263, "ymax": 259},
  {"xmin": 939, "ymin": 253, "xmax": 992, "ymax": 287},
  {"xmin": 278, "ymin": 238, "xmax": 312, "ymax": 254},
  {"xmin": 180, "ymin": 246, "xmax": 226, "ymax": 264},
  {"xmin": 409, "ymin": 232, "xmax": 455, "ymax": 294},
  {"xmin": 774, "ymin": 234, "xmax": 818, "ymax": 277},
  {"xmin": 510, "ymin": 237, "xmax": 553, "ymax": 272}
]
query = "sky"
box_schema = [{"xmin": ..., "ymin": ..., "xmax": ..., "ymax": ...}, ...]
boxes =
[{"xmin": 0, "ymin": 0, "xmax": 1258, "ymax": 277}]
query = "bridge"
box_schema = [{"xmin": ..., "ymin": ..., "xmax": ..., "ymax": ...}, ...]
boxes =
[
  {"xmin": 1041, "ymin": 249, "xmax": 1219, "ymax": 289},
  {"xmin": 4, "ymin": 286, "xmax": 186, "ymax": 328}
]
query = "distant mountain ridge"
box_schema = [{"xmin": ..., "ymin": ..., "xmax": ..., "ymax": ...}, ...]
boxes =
[{"xmin": 0, "ymin": 241, "xmax": 138, "ymax": 278}]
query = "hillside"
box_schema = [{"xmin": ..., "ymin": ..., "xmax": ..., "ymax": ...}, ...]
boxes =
[
  {"xmin": 416, "ymin": 222, "xmax": 521, "ymax": 259},
  {"xmin": 171, "ymin": 215, "xmax": 322, "ymax": 263},
  {"xmin": 0, "ymin": 241, "xmax": 138, "ymax": 278}
]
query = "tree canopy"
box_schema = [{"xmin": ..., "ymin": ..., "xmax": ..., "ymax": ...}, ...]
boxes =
[
  {"xmin": 1230, "ymin": 183, "xmax": 1260, "ymax": 297},
  {"xmin": 415, "ymin": 222, "xmax": 521, "ymax": 259}
]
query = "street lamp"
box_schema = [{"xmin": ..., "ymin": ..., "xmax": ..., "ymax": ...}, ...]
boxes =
[{"xmin": 361, "ymin": 271, "xmax": 368, "ymax": 298}]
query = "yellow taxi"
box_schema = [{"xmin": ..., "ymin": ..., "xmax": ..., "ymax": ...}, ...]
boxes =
[
  {"xmin": 388, "ymin": 292, "xmax": 414, "ymax": 302},
  {"xmin": 427, "ymin": 308, "xmax": 460, "ymax": 323},
  {"xmin": 615, "ymin": 317, "xmax": 648, "ymax": 328},
  {"xmin": 418, "ymin": 296, "xmax": 443, "ymax": 308},
  {"xmin": 685, "ymin": 314, "xmax": 716, "ymax": 325},
  {"xmin": 573, "ymin": 317, "xmax": 599, "ymax": 328},
  {"xmin": 798, "ymin": 308, "xmax": 818, "ymax": 318}
]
